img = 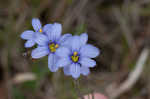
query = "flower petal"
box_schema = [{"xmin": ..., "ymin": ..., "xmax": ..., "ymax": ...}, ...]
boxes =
[
  {"xmin": 43, "ymin": 24, "xmax": 53, "ymax": 34},
  {"xmin": 80, "ymin": 33, "xmax": 88, "ymax": 45},
  {"xmin": 70, "ymin": 36, "xmax": 81, "ymax": 51},
  {"xmin": 63, "ymin": 66, "xmax": 71, "ymax": 76},
  {"xmin": 20, "ymin": 30, "xmax": 34, "ymax": 40},
  {"xmin": 60, "ymin": 36, "xmax": 72, "ymax": 47},
  {"xmin": 70, "ymin": 63, "xmax": 81, "ymax": 79},
  {"xmin": 35, "ymin": 33, "xmax": 49, "ymax": 46},
  {"xmin": 80, "ymin": 44, "xmax": 100, "ymax": 58},
  {"xmin": 31, "ymin": 46, "xmax": 49, "ymax": 59},
  {"xmin": 32, "ymin": 18, "xmax": 42, "ymax": 31},
  {"xmin": 58, "ymin": 33, "xmax": 72, "ymax": 45},
  {"xmin": 80, "ymin": 66, "xmax": 90, "ymax": 76},
  {"xmin": 79, "ymin": 57, "xmax": 96, "ymax": 67},
  {"xmin": 47, "ymin": 23, "xmax": 62, "ymax": 41},
  {"xmin": 56, "ymin": 47, "xmax": 71, "ymax": 58},
  {"xmin": 25, "ymin": 40, "xmax": 35, "ymax": 48},
  {"xmin": 48, "ymin": 54, "xmax": 59, "ymax": 72},
  {"xmin": 56, "ymin": 58, "xmax": 71, "ymax": 67}
]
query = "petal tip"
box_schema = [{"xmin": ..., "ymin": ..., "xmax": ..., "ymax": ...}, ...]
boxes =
[{"xmin": 32, "ymin": 18, "xmax": 42, "ymax": 31}]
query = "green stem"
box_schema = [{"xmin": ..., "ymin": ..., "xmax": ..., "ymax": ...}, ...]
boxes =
[{"xmin": 74, "ymin": 79, "xmax": 84, "ymax": 99}]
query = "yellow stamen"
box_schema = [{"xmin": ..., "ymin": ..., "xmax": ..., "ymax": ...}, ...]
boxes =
[
  {"xmin": 49, "ymin": 43, "xmax": 59, "ymax": 53},
  {"xmin": 71, "ymin": 51, "xmax": 79, "ymax": 62},
  {"xmin": 71, "ymin": 56, "xmax": 79, "ymax": 62},
  {"xmin": 73, "ymin": 51, "xmax": 78, "ymax": 56},
  {"xmin": 39, "ymin": 29, "xmax": 42, "ymax": 33},
  {"xmin": 55, "ymin": 44, "xmax": 59, "ymax": 48}
]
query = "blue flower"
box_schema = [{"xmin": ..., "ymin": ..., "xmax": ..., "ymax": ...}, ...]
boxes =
[
  {"xmin": 31, "ymin": 23, "xmax": 72, "ymax": 72},
  {"xmin": 55, "ymin": 33, "xmax": 100, "ymax": 79},
  {"xmin": 20, "ymin": 18, "xmax": 52, "ymax": 48}
]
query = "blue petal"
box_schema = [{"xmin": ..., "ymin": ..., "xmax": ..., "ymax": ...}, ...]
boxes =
[
  {"xmin": 20, "ymin": 30, "xmax": 34, "ymax": 40},
  {"xmin": 56, "ymin": 58, "xmax": 71, "ymax": 67},
  {"xmin": 35, "ymin": 33, "xmax": 49, "ymax": 46},
  {"xmin": 31, "ymin": 46, "xmax": 49, "ymax": 59},
  {"xmin": 60, "ymin": 35, "xmax": 73, "ymax": 47},
  {"xmin": 48, "ymin": 54, "xmax": 59, "ymax": 72},
  {"xmin": 63, "ymin": 66, "xmax": 71, "ymax": 76},
  {"xmin": 25, "ymin": 40, "xmax": 35, "ymax": 48},
  {"xmin": 79, "ymin": 57, "xmax": 96, "ymax": 67},
  {"xmin": 32, "ymin": 18, "xmax": 42, "ymax": 31},
  {"xmin": 70, "ymin": 63, "xmax": 81, "ymax": 79},
  {"xmin": 70, "ymin": 36, "xmax": 81, "ymax": 51},
  {"xmin": 80, "ymin": 44, "xmax": 100, "ymax": 58},
  {"xmin": 56, "ymin": 47, "xmax": 71, "ymax": 58},
  {"xmin": 43, "ymin": 24, "xmax": 53, "ymax": 34},
  {"xmin": 80, "ymin": 66, "xmax": 90, "ymax": 76},
  {"xmin": 80, "ymin": 33, "xmax": 88, "ymax": 45},
  {"xmin": 58, "ymin": 33, "xmax": 72, "ymax": 45},
  {"xmin": 47, "ymin": 23, "xmax": 62, "ymax": 41}
]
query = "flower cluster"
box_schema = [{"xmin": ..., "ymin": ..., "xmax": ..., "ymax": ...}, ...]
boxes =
[{"xmin": 21, "ymin": 18, "xmax": 100, "ymax": 79}]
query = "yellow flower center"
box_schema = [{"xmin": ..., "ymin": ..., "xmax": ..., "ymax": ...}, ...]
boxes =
[
  {"xmin": 71, "ymin": 51, "xmax": 79, "ymax": 62},
  {"xmin": 39, "ymin": 29, "xmax": 42, "ymax": 33},
  {"xmin": 49, "ymin": 43, "xmax": 59, "ymax": 53}
]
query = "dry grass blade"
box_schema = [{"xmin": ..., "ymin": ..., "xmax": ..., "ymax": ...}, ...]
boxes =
[
  {"xmin": 12, "ymin": 73, "xmax": 36, "ymax": 84},
  {"xmin": 107, "ymin": 48, "xmax": 149, "ymax": 99}
]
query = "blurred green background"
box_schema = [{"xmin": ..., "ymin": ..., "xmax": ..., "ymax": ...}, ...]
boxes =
[{"xmin": 0, "ymin": 0, "xmax": 150, "ymax": 99}]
